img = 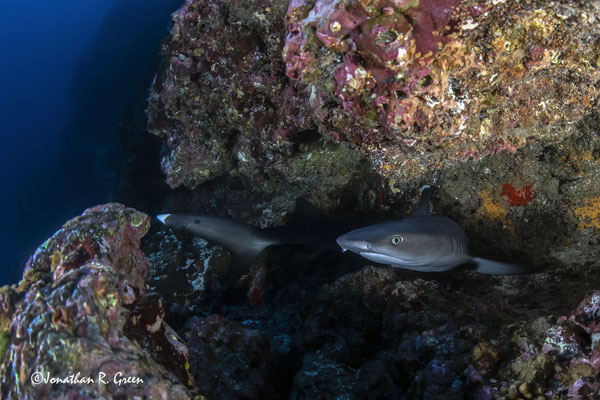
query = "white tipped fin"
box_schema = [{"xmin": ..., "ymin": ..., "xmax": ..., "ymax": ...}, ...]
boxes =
[
  {"xmin": 473, "ymin": 257, "xmax": 533, "ymax": 275},
  {"xmin": 156, "ymin": 214, "xmax": 170, "ymax": 225}
]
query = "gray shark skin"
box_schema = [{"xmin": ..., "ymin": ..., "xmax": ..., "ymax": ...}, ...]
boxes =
[
  {"xmin": 158, "ymin": 212, "xmax": 278, "ymax": 260},
  {"xmin": 157, "ymin": 200, "xmax": 363, "ymax": 285},
  {"xmin": 336, "ymin": 186, "xmax": 532, "ymax": 275}
]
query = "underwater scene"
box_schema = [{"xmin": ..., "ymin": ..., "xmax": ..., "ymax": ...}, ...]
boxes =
[{"xmin": 2, "ymin": 0, "xmax": 600, "ymax": 399}]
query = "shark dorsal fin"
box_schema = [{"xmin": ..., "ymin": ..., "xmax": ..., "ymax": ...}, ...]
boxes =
[{"xmin": 410, "ymin": 185, "xmax": 432, "ymax": 217}]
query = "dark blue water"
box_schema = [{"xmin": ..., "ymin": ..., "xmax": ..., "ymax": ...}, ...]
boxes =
[{"xmin": 0, "ymin": 0, "xmax": 182, "ymax": 285}]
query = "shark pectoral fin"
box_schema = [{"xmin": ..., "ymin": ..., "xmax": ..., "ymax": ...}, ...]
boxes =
[
  {"xmin": 222, "ymin": 253, "xmax": 252, "ymax": 287},
  {"xmin": 222, "ymin": 246, "xmax": 272, "ymax": 287},
  {"xmin": 472, "ymin": 257, "xmax": 534, "ymax": 275}
]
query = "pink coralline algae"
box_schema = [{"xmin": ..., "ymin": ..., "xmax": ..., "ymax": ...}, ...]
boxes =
[
  {"xmin": 284, "ymin": 0, "xmax": 600, "ymax": 178},
  {"xmin": 0, "ymin": 204, "xmax": 193, "ymax": 399},
  {"xmin": 147, "ymin": 0, "xmax": 313, "ymax": 189}
]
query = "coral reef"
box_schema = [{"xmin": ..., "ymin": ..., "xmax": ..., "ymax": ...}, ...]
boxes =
[
  {"xmin": 149, "ymin": 0, "xmax": 600, "ymax": 193},
  {"xmin": 470, "ymin": 290, "xmax": 600, "ymax": 399},
  {"xmin": 0, "ymin": 204, "xmax": 193, "ymax": 399},
  {"xmin": 5, "ymin": 197, "xmax": 600, "ymax": 399},
  {"xmin": 6, "ymin": 0, "xmax": 600, "ymax": 399},
  {"xmin": 139, "ymin": 112, "xmax": 600, "ymax": 399},
  {"xmin": 5, "ymin": 128, "xmax": 600, "ymax": 398},
  {"xmin": 284, "ymin": 0, "xmax": 600, "ymax": 178}
]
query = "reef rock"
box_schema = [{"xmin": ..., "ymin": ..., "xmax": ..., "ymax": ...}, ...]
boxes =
[
  {"xmin": 0, "ymin": 204, "xmax": 193, "ymax": 399},
  {"xmin": 284, "ymin": 0, "xmax": 600, "ymax": 178},
  {"xmin": 146, "ymin": 0, "xmax": 389, "ymax": 209},
  {"xmin": 184, "ymin": 314, "xmax": 273, "ymax": 399},
  {"xmin": 471, "ymin": 290, "xmax": 600, "ymax": 398},
  {"xmin": 147, "ymin": 0, "xmax": 313, "ymax": 189},
  {"xmin": 148, "ymin": 0, "xmax": 600, "ymax": 193}
]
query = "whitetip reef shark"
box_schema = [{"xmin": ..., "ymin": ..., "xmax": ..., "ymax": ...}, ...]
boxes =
[
  {"xmin": 157, "ymin": 199, "xmax": 362, "ymax": 285},
  {"xmin": 157, "ymin": 186, "xmax": 532, "ymax": 285},
  {"xmin": 336, "ymin": 185, "xmax": 532, "ymax": 274}
]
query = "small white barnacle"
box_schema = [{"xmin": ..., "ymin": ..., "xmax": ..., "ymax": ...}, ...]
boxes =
[{"xmin": 329, "ymin": 21, "xmax": 342, "ymax": 33}]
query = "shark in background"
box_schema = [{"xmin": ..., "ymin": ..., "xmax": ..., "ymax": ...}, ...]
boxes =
[
  {"xmin": 157, "ymin": 199, "xmax": 363, "ymax": 286},
  {"xmin": 157, "ymin": 186, "xmax": 533, "ymax": 285}
]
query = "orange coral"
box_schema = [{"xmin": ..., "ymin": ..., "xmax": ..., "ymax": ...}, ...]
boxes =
[
  {"xmin": 574, "ymin": 197, "xmax": 600, "ymax": 230},
  {"xmin": 475, "ymin": 188, "xmax": 515, "ymax": 234}
]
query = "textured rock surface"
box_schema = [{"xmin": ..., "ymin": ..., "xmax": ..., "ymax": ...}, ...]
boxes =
[
  {"xmin": 471, "ymin": 290, "xmax": 600, "ymax": 399},
  {"xmin": 184, "ymin": 314, "xmax": 273, "ymax": 399},
  {"xmin": 6, "ymin": 0, "xmax": 600, "ymax": 399},
  {"xmin": 146, "ymin": 0, "xmax": 387, "ymax": 209},
  {"xmin": 147, "ymin": 0, "xmax": 312, "ymax": 189},
  {"xmin": 148, "ymin": 0, "xmax": 600, "ymax": 192},
  {"xmin": 284, "ymin": 0, "xmax": 600, "ymax": 178},
  {"xmin": 0, "ymin": 204, "xmax": 193, "ymax": 399}
]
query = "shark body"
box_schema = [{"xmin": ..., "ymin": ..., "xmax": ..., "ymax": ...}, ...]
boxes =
[
  {"xmin": 157, "ymin": 200, "xmax": 362, "ymax": 285},
  {"xmin": 336, "ymin": 186, "xmax": 532, "ymax": 274}
]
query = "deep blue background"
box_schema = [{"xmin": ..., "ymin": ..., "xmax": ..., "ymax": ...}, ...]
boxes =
[{"xmin": 0, "ymin": 0, "xmax": 182, "ymax": 285}]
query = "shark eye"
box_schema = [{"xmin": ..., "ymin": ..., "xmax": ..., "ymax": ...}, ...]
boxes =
[{"xmin": 391, "ymin": 235, "xmax": 403, "ymax": 245}]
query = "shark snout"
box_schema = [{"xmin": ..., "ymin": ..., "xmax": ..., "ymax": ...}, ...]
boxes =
[{"xmin": 336, "ymin": 235, "xmax": 372, "ymax": 254}]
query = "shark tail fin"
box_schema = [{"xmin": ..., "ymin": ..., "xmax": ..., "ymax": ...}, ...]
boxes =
[
  {"xmin": 472, "ymin": 257, "xmax": 534, "ymax": 275},
  {"xmin": 157, "ymin": 213, "xmax": 279, "ymax": 287}
]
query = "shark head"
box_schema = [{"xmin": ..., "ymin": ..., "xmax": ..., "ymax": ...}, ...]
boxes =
[{"xmin": 336, "ymin": 221, "xmax": 440, "ymax": 266}]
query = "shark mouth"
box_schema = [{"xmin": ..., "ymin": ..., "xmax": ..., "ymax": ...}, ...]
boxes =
[
  {"xmin": 358, "ymin": 251, "xmax": 417, "ymax": 266},
  {"xmin": 358, "ymin": 251, "xmax": 428, "ymax": 267}
]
